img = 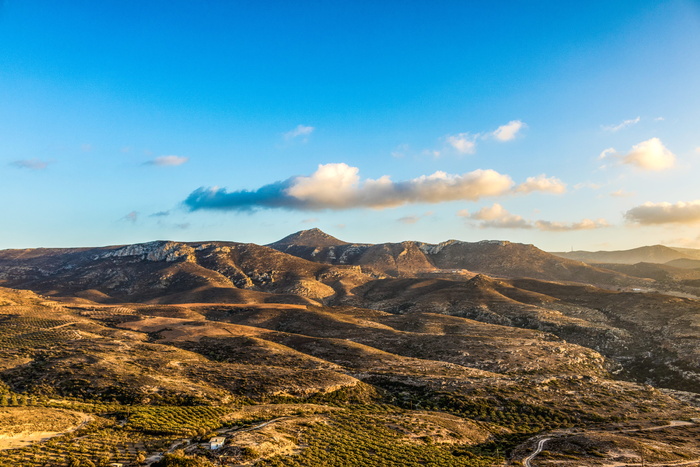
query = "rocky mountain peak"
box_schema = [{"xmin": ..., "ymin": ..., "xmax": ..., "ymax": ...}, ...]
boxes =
[{"xmin": 268, "ymin": 228, "xmax": 349, "ymax": 248}]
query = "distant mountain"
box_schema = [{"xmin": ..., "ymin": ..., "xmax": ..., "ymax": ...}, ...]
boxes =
[
  {"xmin": 268, "ymin": 227, "xmax": 349, "ymax": 248},
  {"xmin": 666, "ymin": 258, "xmax": 700, "ymax": 269},
  {"xmin": 594, "ymin": 262, "xmax": 700, "ymax": 282},
  {"xmin": 268, "ymin": 229, "xmax": 640, "ymax": 286},
  {"xmin": 551, "ymin": 245, "xmax": 695, "ymax": 265},
  {"xmin": 0, "ymin": 240, "xmax": 371, "ymax": 304},
  {"xmin": 670, "ymin": 247, "xmax": 700, "ymax": 260}
]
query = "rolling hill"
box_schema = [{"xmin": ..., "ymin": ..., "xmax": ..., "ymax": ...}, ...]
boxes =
[{"xmin": 0, "ymin": 232, "xmax": 699, "ymax": 466}]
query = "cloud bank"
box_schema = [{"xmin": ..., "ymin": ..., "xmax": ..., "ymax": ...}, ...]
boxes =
[
  {"xmin": 460, "ymin": 203, "xmax": 608, "ymax": 231},
  {"xmin": 625, "ymin": 200, "xmax": 700, "ymax": 225},
  {"xmin": 184, "ymin": 163, "xmax": 562, "ymax": 212}
]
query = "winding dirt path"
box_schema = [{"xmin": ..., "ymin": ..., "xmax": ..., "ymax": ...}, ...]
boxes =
[{"xmin": 521, "ymin": 420, "xmax": 698, "ymax": 466}]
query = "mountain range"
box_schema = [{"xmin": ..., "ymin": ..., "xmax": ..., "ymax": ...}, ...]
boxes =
[{"xmin": 0, "ymin": 229, "xmax": 699, "ymax": 466}]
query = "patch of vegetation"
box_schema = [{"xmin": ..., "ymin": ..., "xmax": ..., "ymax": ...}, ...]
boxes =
[
  {"xmin": 126, "ymin": 406, "xmax": 232, "ymax": 435},
  {"xmin": 257, "ymin": 410, "xmax": 502, "ymax": 467}
]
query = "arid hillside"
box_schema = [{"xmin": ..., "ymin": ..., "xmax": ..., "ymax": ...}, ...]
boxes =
[{"xmin": 0, "ymin": 232, "xmax": 699, "ymax": 466}]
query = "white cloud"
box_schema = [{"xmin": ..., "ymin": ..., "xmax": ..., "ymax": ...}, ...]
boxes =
[
  {"xmin": 461, "ymin": 203, "xmax": 608, "ymax": 231},
  {"xmin": 492, "ymin": 120, "xmax": 525, "ymax": 141},
  {"xmin": 470, "ymin": 203, "xmax": 531, "ymax": 229},
  {"xmin": 621, "ymin": 138, "xmax": 676, "ymax": 170},
  {"xmin": 186, "ymin": 163, "xmax": 555, "ymax": 212},
  {"xmin": 185, "ymin": 163, "xmax": 569, "ymax": 212},
  {"xmin": 602, "ymin": 117, "xmax": 640, "ymax": 132},
  {"xmin": 598, "ymin": 147, "xmax": 617, "ymax": 160},
  {"xmin": 598, "ymin": 138, "xmax": 676, "ymax": 171},
  {"xmin": 514, "ymin": 174, "xmax": 566, "ymax": 194},
  {"xmin": 148, "ymin": 155, "xmax": 189, "ymax": 167},
  {"xmin": 625, "ymin": 200, "xmax": 700, "ymax": 225},
  {"xmin": 446, "ymin": 133, "xmax": 477, "ymax": 154},
  {"xmin": 284, "ymin": 124, "xmax": 315, "ymax": 140},
  {"xmin": 286, "ymin": 163, "xmax": 515, "ymax": 209}
]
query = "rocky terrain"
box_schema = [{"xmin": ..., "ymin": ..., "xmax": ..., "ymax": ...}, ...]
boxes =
[{"xmin": 0, "ymin": 230, "xmax": 698, "ymax": 466}]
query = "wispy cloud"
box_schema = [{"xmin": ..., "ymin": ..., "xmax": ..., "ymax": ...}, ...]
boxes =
[
  {"xmin": 391, "ymin": 144, "xmax": 409, "ymax": 158},
  {"xmin": 625, "ymin": 200, "xmax": 700, "ymax": 225},
  {"xmin": 491, "ymin": 120, "xmax": 525, "ymax": 141},
  {"xmin": 602, "ymin": 116, "xmax": 640, "ymax": 132},
  {"xmin": 460, "ymin": 203, "xmax": 608, "ymax": 231},
  {"xmin": 145, "ymin": 155, "xmax": 189, "ymax": 167},
  {"xmin": 446, "ymin": 133, "xmax": 477, "ymax": 154},
  {"xmin": 184, "ymin": 163, "xmax": 562, "ymax": 212},
  {"xmin": 122, "ymin": 211, "xmax": 139, "ymax": 223},
  {"xmin": 573, "ymin": 182, "xmax": 602, "ymax": 190},
  {"xmin": 534, "ymin": 219, "xmax": 609, "ymax": 231},
  {"xmin": 610, "ymin": 189, "xmax": 634, "ymax": 198},
  {"xmin": 284, "ymin": 124, "xmax": 315, "ymax": 141},
  {"xmin": 10, "ymin": 158, "xmax": 51, "ymax": 170},
  {"xmin": 398, "ymin": 215, "xmax": 420, "ymax": 224},
  {"xmin": 598, "ymin": 138, "xmax": 676, "ymax": 171},
  {"xmin": 397, "ymin": 211, "xmax": 433, "ymax": 224}
]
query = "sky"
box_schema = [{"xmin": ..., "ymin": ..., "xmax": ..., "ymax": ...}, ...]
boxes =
[{"xmin": 1, "ymin": 0, "xmax": 700, "ymax": 251}]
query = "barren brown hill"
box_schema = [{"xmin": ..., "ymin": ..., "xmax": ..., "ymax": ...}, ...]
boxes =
[
  {"xmin": 0, "ymin": 241, "xmax": 371, "ymax": 304},
  {"xmin": 551, "ymin": 244, "xmax": 697, "ymax": 264},
  {"xmin": 268, "ymin": 229, "xmax": 643, "ymax": 286}
]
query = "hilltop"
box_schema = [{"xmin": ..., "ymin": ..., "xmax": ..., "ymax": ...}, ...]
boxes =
[
  {"xmin": 267, "ymin": 229, "xmax": 641, "ymax": 286},
  {"xmin": 551, "ymin": 244, "xmax": 700, "ymax": 265}
]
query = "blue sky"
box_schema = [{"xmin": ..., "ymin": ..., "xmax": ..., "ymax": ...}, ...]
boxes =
[{"xmin": 1, "ymin": 0, "xmax": 700, "ymax": 250}]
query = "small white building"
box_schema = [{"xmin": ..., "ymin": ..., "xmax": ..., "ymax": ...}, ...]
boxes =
[{"xmin": 209, "ymin": 436, "xmax": 226, "ymax": 450}]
